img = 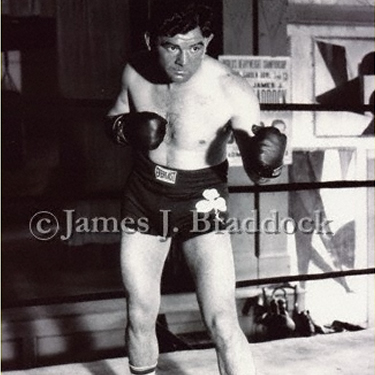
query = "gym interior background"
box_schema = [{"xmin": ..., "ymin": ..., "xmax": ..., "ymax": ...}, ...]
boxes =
[{"xmin": 1, "ymin": 0, "xmax": 374, "ymax": 370}]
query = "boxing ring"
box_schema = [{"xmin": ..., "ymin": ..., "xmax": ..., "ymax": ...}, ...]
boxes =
[
  {"xmin": 3, "ymin": 328, "xmax": 374, "ymax": 375},
  {"xmin": 2, "ymin": 95, "xmax": 373, "ymax": 373},
  {"xmin": 2, "ymin": 151, "xmax": 373, "ymax": 374}
]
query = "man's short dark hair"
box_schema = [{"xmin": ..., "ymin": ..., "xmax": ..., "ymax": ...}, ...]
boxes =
[{"xmin": 148, "ymin": 0, "xmax": 214, "ymax": 39}]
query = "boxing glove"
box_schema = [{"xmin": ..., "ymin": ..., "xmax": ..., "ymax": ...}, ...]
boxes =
[
  {"xmin": 107, "ymin": 111, "xmax": 167, "ymax": 150},
  {"xmin": 247, "ymin": 124, "xmax": 287, "ymax": 180}
]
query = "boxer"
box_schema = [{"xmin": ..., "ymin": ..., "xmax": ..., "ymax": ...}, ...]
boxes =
[{"xmin": 107, "ymin": 1, "xmax": 286, "ymax": 374}]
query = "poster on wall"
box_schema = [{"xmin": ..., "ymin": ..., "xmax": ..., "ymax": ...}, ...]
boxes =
[
  {"xmin": 362, "ymin": 75, "xmax": 375, "ymax": 136},
  {"xmin": 219, "ymin": 55, "xmax": 291, "ymax": 104},
  {"xmin": 313, "ymin": 38, "xmax": 374, "ymax": 137},
  {"xmin": 219, "ymin": 55, "xmax": 292, "ymax": 166}
]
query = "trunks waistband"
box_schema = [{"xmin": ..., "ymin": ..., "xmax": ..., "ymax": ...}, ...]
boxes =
[{"xmin": 133, "ymin": 153, "xmax": 228, "ymax": 188}]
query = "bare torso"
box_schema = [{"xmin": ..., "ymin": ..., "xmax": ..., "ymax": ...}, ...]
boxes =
[{"xmin": 128, "ymin": 56, "xmax": 235, "ymax": 169}]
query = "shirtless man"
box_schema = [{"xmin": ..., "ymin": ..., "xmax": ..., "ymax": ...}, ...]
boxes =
[{"xmin": 107, "ymin": 1, "xmax": 286, "ymax": 374}]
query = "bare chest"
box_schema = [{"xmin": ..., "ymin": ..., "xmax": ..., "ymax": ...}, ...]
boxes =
[{"xmin": 129, "ymin": 82, "xmax": 232, "ymax": 148}]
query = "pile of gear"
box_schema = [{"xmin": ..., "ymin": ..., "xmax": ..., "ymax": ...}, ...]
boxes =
[{"xmin": 247, "ymin": 284, "xmax": 364, "ymax": 341}]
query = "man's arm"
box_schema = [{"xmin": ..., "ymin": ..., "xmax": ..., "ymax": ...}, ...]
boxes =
[
  {"xmin": 108, "ymin": 65, "xmax": 132, "ymax": 117},
  {"xmin": 106, "ymin": 65, "xmax": 167, "ymax": 150},
  {"xmin": 227, "ymin": 74, "xmax": 287, "ymax": 184},
  {"xmin": 106, "ymin": 65, "xmax": 132, "ymax": 144}
]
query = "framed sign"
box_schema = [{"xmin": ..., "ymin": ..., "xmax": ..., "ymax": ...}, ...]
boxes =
[{"xmin": 219, "ymin": 55, "xmax": 291, "ymax": 104}]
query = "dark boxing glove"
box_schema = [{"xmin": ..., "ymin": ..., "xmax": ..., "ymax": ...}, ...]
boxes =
[
  {"xmin": 248, "ymin": 124, "xmax": 287, "ymax": 179},
  {"xmin": 107, "ymin": 111, "xmax": 167, "ymax": 150}
]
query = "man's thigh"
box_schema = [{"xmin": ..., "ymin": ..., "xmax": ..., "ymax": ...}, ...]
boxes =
[
  {"xmin": 182, "ymin": 231, "xmax": 237, "ymax": 314},
  {"xmin": 120, "ymin": 230, "xmax": 171, "ymax": 299}
]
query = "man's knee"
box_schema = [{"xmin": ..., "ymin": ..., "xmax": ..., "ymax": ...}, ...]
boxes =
[
  {"xmin": 127, "ymin": 297, "xmax": 159, "ymax": 333},
  {"xmin": 205, "ymin": 310, "xmax": 239, "ymax": 344}
]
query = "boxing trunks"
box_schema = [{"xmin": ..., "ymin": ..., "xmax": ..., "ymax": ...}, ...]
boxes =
[{"xmin": 122, "ymin": 153, "xmax": 229, "ymax": 239}]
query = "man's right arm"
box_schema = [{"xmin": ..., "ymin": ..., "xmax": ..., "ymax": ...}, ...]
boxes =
[
  {"xmin": 106, "ymin": 65, "xmax": 132, "ymax": 144},
  {"xmin": 108, "ymin": 65, "xmax": 132, "ymax": 117},
  {"xmin": 106, "ymin": 65, "xmax": 167, "ymax": 151}
]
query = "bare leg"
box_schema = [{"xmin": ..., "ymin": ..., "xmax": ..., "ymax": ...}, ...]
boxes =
[
  {"xmin": 183, "ymin": 231, "xmax": 256, "ymax": 375},
  {"xmin": 120, "ymin": 231, "xmax": 171, "ymax": 370}
]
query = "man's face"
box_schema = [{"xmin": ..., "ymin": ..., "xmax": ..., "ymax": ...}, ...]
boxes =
[{"xmin": 151, "ymin": 27, "xmax": 213, "ymax": 83}]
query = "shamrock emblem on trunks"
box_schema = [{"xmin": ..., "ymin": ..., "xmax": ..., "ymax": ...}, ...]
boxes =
[{"xmin": 195, "ymin": 189, "xmax": 227, "ymax": 223}]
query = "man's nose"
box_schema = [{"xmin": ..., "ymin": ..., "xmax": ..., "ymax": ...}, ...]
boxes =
[{"xmin": 176, "ymin": 50, "xmax": 188, "ymax": 66}]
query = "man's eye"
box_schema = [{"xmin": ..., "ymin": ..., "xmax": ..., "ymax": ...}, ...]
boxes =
[
  {"xmin": 191, "ymin": 45, "xmax": 203, "ymax": 53},
  {"xmin": 167, "ymin": 45, "xmax": 178, "ymax": 52}
]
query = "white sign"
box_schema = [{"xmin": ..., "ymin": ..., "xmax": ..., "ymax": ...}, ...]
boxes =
[{"xmin": 219, "ymin": 55, "xmax": 291, "ymax": 104}]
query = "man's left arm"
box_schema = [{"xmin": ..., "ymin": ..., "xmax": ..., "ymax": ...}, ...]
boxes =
[{"xmin": 228, "ymin": 76, "xmax": 287, "ymax": 184}]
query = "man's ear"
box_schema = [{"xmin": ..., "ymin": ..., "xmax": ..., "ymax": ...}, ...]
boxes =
[
  {"xmin": 144, "ymin": 32, "xmax": 152, "ymax": 51},
  {"xmin": 205, "ymin": 34, "xmax": 214, "ymax": 47},
  {"xmin": 204, "ymin": 34, "xmax": 214, "ymax": 53}
]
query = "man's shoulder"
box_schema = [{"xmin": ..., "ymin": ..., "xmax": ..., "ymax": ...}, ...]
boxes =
[
  {"xmin": 204, "ymin": 57, "xmax": 252, "ymax": 88},
  {"xmin": 202, "ymin": 56, "xmax": 231, "ymax": 78},
  {"xmin": 202, "ymin": 57, "xmax": 256, "ymax": 104}
]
